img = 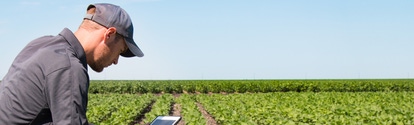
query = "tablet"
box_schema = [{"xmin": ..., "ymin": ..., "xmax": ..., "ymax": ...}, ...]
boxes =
[{"xmin": 150, "ymin": 116, "xmax": 182, "ymax": 125}]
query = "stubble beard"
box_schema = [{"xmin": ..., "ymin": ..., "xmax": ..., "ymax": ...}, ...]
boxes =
[
  {"xmin": 89, "ymin": 61, "xmax": 104, "ymax": 73},
  {"xmin": 88, "ymin": 54, "xmax": 106, "ymax": 73},
  {"xmin": 89, "ymin": 43, "xmax": 111, "ymax": 73}
]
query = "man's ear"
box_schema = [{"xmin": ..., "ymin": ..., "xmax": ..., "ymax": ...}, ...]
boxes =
[{"xmin": 104, "ymin": 27, "xmax": 117, "ymax": 43}]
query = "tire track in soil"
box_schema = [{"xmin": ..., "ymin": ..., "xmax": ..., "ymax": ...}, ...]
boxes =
[
  {"xmin": 129, "ymin": 100, "xmax": 156, "ymax": 125},
  {"xmin": 196, "ymin": 102, "xmax": 218, "ymax": 125}
]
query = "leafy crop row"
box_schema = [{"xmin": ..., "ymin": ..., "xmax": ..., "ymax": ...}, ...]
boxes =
[
  {"xmin": 197, "ymin": 92, "xmax": 414, "ymax": 124},
  {"xmin": 87, "ymin": 94, "xmax": 154, "ymax": 125},
  {"xmin": 87, "ymin": 92, "xmax": 414, "ymax": 124},
  {"xmin": 89, "ymin": 79, "xmax": 414, "ymax": 94},
  {"xmin": 142, "ymin": 94, "xmax": 174, "ymax": 124},
  {"xmin": 87, "ymin": 94, "xmax": 131, "ymax": 123},
  {"xmin": 176, "ymin": 94, "xmax": 206, "ymax": 125},
  {"xmin": 87, "ymin": 94, "xmax": 207, "ymax": 125}
]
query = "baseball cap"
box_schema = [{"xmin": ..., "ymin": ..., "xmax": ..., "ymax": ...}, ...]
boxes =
[{"xmin": 84, "ymin": 3, "xmax": 144, "ymax": 57}]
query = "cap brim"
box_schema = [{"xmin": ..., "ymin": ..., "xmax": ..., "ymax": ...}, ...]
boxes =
[{"xmin": 121, "ymin": 37, "xmax": 144, "ymax": 57}]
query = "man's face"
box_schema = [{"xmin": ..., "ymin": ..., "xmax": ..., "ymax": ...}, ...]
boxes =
[{"xmin": 89, "ymin": 33, "xmax": 127, "ymax": 72}]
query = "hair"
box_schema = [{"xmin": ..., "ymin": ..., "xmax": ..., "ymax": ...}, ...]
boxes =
[
  {"xmin": 79, "ymin": 6, "xmax": 124, "ymax": 43},
  {"xmin": 78, "ymin": 7, "xmax": 105, "ymax": 31},
  {"xmin": 114, "ymin": 33, "xmax": 124, "ymax": 41}
]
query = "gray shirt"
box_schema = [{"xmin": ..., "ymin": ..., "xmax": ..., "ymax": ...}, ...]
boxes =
[{"xmin": 0, "ymin": 28, "xmax": 89, "ymax": 125}]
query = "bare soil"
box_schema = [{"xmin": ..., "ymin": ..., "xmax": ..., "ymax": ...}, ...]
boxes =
[
  {"xmin": 171, "ymin": 94, "xmax": 185, "ymax": 125},
  {"xmin": 171, "ymin": 103, "xmax": 185, "ymax": 125}
]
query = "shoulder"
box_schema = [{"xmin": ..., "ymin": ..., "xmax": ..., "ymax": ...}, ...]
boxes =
[
  {"xmin": 9, "ymin": 29, "xmax": 88, "ymax": 82},
  {"xmin": 31, "ymin": 35, "xmax": 85, "ymax": 76}
]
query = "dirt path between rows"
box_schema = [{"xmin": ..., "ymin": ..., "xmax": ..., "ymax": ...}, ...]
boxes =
[
  {"xmin": 130, "ymin": 94, "xmax": 218, "ymax": 125},
  {"xmin": 171, "ymin": 94, "xmax": 185, "ymax": 125},
  {"xmin": 173, "ymin": 93, "xmax": 218, "ymax": 125},
  {"xmin": 171, "ymin": 103, "xmax": 185, "ymax": 125},
  {"xmin": 197, "ymin": 102, "xmax": 218, "ymax": 125}
]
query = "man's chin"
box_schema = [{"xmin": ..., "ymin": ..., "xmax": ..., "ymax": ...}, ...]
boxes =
[{"xmin": 91, "ymin": 67, "xmax": 104, "ymax": 73}]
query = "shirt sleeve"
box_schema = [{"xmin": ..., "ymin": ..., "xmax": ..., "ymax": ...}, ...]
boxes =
[{"xmin": 45, "ymin": 61, "xmax": 89, "ymax": 125}]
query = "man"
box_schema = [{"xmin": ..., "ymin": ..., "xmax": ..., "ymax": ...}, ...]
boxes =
[{"xmin": 0, "ymin": 3, "xmax": 143, "ymax": 124}]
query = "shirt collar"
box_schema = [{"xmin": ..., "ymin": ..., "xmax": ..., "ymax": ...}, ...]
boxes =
[{"xmin": 59, "ymin": 28, "xmax": 87, "ymax": 68}]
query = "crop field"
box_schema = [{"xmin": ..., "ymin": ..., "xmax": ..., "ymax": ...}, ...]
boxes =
[{"xmin": 87, "ymin": 80, "xmax": 414, "ymax": 124}]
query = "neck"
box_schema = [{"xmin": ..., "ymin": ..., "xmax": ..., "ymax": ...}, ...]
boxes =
[
  {"xmin": 74, "ymin": 28, "xmax": 104, "ymax": 65},
  {"xmin": 75, "ymin": 29, "xmax": 92, "ymax": 55}
]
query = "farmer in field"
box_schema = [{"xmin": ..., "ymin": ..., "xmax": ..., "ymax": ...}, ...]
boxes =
[{"xmin": 0, "ymin": 3, "xmax": 143, "ymax": 124}]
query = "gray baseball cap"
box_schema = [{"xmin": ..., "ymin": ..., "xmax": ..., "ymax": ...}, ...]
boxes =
[{"xmin": 84, "ymin": 3, "xmax": 144, "ymax": 57}]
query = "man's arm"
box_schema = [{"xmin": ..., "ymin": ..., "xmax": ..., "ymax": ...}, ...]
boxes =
[{"xmin": 45, "ymin": 63, "xmax": 89, "ymax": 125}]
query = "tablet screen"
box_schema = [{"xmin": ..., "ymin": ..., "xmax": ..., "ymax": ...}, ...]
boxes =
[
  {"xmin": 151, "ymin": 120, "xmax": 177, "ymax": 125},
  {"xmin": 150, "ymin": 116, "xmax": 181, "ymax": 125}
]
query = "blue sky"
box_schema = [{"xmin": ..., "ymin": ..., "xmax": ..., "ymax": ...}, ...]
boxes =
[{"xmin": 1, "ymin": 0, "xmax": 413, "ymax": 80}]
